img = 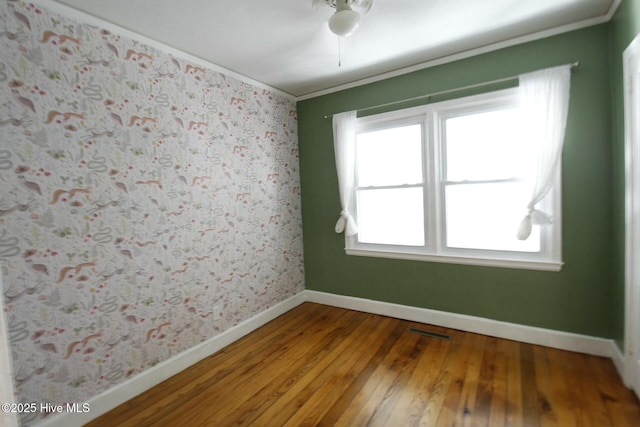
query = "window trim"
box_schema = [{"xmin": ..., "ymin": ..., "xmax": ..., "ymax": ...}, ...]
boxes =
[{"xmin": 345, "ymin": 88, "xmax": 563, "ymax": 272}]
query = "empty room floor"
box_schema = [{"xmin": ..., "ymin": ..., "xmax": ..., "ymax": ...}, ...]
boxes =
[{"xmin": 86, "ymin": 302, "xmax": 640, "ymax": 426}]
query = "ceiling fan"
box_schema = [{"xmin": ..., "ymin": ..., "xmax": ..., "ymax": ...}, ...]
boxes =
[{"xmin": 313, "ymin": 0, "xmax": 374, "ymax": 37}]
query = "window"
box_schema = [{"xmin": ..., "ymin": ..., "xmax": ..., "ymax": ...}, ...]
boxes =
[{"xmin": 346, "ymin": 88, "xmax": 562, "ymax": 271}]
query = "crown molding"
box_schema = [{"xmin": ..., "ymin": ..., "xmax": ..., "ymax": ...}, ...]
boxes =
[
  {"xmin": 32, "ymin": 0, "xmax": 297, "ymax": 101},
  {"xmin": 297, "ymin": 9, "xmax": 617, "ymax": 101}
]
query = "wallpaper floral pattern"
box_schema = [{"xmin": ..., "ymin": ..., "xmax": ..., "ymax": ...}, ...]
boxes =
[{"xmin": 0, "ymin": 1, "xmax": 304, "ymax": 423}]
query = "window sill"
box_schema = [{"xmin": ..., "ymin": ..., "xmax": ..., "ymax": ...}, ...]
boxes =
[{"xmin": 345, "ymin": 248, "xmax": 563, "ymax": 272}]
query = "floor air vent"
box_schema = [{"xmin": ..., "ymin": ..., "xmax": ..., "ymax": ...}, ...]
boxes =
[{"xmin": 408, "ymin": 327, "xmax": 452, "ymax": 340}]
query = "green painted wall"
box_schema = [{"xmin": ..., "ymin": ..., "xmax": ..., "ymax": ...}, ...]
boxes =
[
  {"xmin": 298, "ymin": 25, "xmax": 614, "ymax": 338},
  {"xmin": 609, "ymin": 0, "xmax": 640, "ymax": 349}
]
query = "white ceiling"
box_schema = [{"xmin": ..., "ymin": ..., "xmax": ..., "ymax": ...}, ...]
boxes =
[{"xmin": 50, "ymin": 0, "xmax": 616, "ymax": 98}]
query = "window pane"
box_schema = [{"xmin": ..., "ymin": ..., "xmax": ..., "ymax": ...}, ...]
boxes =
[
  {"xmin": 445, "ymin": 182, "xmax": 540, "ymax": 252},
  {"xmin": 445, "ymin": 108, "xmax": 529, "ymax": 182},
  {"xmin": 357, "ymin": 124, "xmax": 422, "ymax": 186},
  {"xmin": 357, "ymin": 188, "xmax": 424, "ymax": 246}
]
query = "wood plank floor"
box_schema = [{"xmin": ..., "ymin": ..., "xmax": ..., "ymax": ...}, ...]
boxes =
[{"xmin": 85, "ymin": 302, "xmax": 640, "ymax": 426}]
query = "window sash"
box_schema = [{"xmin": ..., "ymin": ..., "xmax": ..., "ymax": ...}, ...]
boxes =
[
  {"xmin": 442, "ymin": 180, "xmax": 541, "ymax": 253},
  {"xmin": 355, "ymin": 187, "xmax": 425, "ymax": 246}
]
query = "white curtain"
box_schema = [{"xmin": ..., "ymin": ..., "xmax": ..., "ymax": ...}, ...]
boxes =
[
  {"xmin": 516, "ymin": 65, "xmax": 571, "ymax": 240},
  {"xmin": 333, "ymin": 111, "xmax": 358, "ymax": 236}
]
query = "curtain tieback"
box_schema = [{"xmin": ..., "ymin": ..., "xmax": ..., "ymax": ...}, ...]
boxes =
[
  {"xmin": 335, "ymin": 209, "xmax": 358, "ymax": 236},
  {"xmin": 517, "ymin": 208, "xmax": 552, "ymax": 240}
]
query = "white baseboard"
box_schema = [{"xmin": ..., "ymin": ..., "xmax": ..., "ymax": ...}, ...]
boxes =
[
  {"xmin": 37, "ymin": 292, "xmax": 307, "ymax": 427},
  {"xmin": 611, "ymin": 340, "xmax": 627, "ymax": 382},
  {"xmin": 37, "ymin": 289, "xmax": 626, "ymax": 426},
  {"xmin": 303, "ymin": 290, "xmax": 618, "ymax": 359}
]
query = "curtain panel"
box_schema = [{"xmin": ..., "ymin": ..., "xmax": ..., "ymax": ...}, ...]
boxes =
[
  {"xmin": 516, "ymin": 65, "xmax": 572, "ymax": 240},
  {"xmin": 332, "ymin": 111, "xmax": 358, "ymax": 236}
]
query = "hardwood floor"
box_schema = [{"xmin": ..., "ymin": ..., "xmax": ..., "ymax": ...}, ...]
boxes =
[{"xmin": 85, "ymin": 302, "xmax": 640, "ymax": 426}]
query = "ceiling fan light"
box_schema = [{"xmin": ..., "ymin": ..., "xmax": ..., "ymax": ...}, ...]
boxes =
[{"xmin": 328, "ymin": 9, "xmax": 360, "ymax": 37}]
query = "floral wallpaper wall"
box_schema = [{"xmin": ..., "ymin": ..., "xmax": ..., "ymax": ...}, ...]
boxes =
[{"xmin": 0, "ymin": 0, "xmax": 304, "ymax": 423}]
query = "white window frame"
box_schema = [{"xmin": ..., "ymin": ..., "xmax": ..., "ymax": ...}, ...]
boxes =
[{"xmin": 345, "ymin": 88, "xmax": 563, "ymax": 272}]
